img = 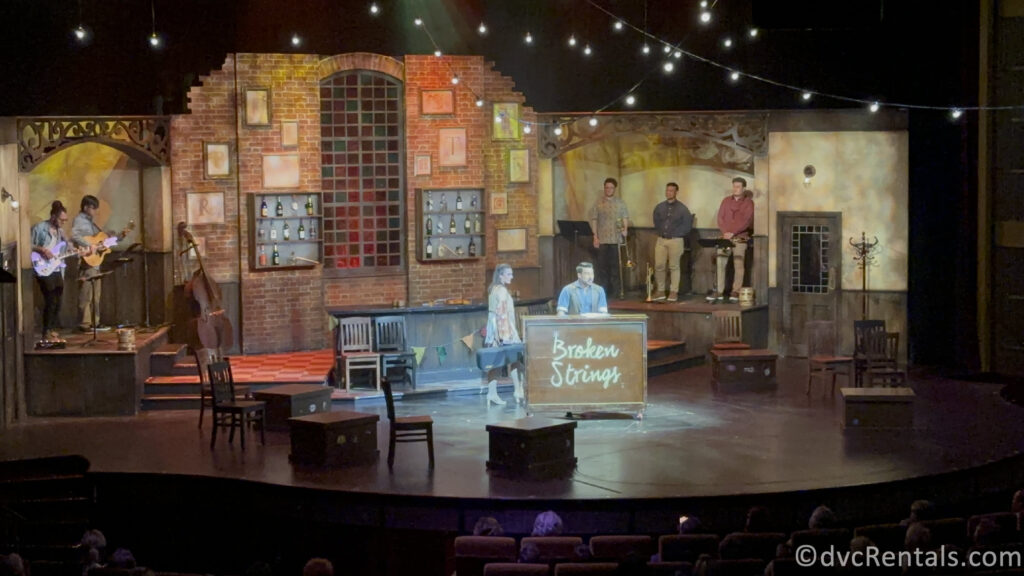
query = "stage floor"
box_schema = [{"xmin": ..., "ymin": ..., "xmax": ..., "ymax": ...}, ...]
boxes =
[{"xmin": 2, "ymin": 359, "xmax": 1023, "ymax": 503}]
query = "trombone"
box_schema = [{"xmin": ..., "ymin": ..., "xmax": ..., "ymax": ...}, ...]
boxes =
[{"xmin": 616, "ymin": 218, "xmax": 635, "ymax": 299}]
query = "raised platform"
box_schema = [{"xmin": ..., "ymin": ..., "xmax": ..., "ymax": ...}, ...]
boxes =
[{"xmin": 609, "ymin": 296, "xmax": 768, "ymax": 352}]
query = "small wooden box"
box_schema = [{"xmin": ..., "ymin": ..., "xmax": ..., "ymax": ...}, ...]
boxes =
[
  {"xmin": 711, "ymin": 349, "xmax": 778, "ymax": 392},
  {"xmin": 288, "ymin": 410, "xmax": 379, "ymax": 467},
  {"xmin": 253, "ymin": 384, "xmax": 333, "ymax": 431},
  {"xmin": 486, "ymin": 416, "xmax": 577, "ymax": 479},
  {"xmin": 840, "ymin": 387, "xmax": 915, "ymax": 429}
]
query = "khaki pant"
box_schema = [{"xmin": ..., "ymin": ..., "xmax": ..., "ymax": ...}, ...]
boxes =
[
  {"xmin": 654, "ymin": 237, "xmax": 685, "ymax": 296},
  {"xmin": 78, "ymin": 266, "xmax": 103, "ymax": 328},
  {"xmin": 716, "ymin": 239, "xmax": 748, "ymax": 296}
]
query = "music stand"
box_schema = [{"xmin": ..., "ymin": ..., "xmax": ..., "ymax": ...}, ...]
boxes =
[
  {"xmin": 81, "ymin": 271, "xmax": 112, "ymax": 348},
  {"xmin": 557, "ymin": 220, "xmax": 593, "ymax": 268}
]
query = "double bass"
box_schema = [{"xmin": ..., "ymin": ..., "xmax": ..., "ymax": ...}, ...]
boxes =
[{"xmin": 178, "ymin": 222, "xmax": 234, "ymax": 355}]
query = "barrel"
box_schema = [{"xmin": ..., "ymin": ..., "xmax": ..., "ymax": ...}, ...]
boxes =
[
  {"xmin": 117, "ymin": 328, "xmax": 136, "ymax": 351},
  {"xmin": 738, "ymin": 287, "xmax": 755, "ymax": 307}
]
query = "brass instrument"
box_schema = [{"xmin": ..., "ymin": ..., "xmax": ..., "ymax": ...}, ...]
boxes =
[
  {"xmin": 645, "ymin": 265, "xmax": 654, "ymax": 302},
  {"xmin": 616, "ymin": 218, "xmax": 635, "ymax": 299}
]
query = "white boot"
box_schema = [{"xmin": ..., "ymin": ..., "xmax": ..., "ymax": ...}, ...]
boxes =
[
  {"xmin": 486, "ymin": 380, "xmax": 506, "ymax": 406},
  {"xmin": 511, "ymin": 369, "xmax": 525, "ymax": 405}
]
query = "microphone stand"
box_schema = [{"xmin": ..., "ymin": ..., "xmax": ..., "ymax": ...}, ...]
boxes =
[{"xmin": 81, "ymin": 271, "xmax": 112, "ymax": 348}]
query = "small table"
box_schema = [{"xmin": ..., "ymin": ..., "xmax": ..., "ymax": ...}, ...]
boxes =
[
  {"xmin": 288, "ymin": 410, "xmax": 379, "ymax": 467},
  {"xmin": 711, "ymin": 348, "xmax": 778, "ymax": 392},
  {"xmin": 486, "ymin": 416, "xmax": 577, "ymax": 479},
  {"xmin": 840, "ymin": 387, "xmax": 915, "ymax": 429},
  {"xmin": 253, "ymin": 384, "xmax": 333, "ymax": 431}
]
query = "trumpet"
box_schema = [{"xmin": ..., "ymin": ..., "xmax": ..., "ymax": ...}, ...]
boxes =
[
  {"xmin": 645, "ymin": 265, "xmax": 654, "ymax": 302},
  {"xmin": 616, "ymin": 219, "xmax": 635, "ymax": 299}
]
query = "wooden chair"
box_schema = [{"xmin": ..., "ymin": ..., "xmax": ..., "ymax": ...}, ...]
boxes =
[
  {"xmin": 806, "ymin": 320, "xmax": 853, "ymax": 396},
  {"xmin": 853, "ymin": 320, "xmax": 886, "ymax": 386},
  {"xmin": 208, "ymin": 360, "xmax": 265, "ymax": 450},
  {"xmin": 194, "ymin": 347, "xmax": 249, "ymax": 428},
  {"xmin": 336, "ymin": 317, "xmax": 380, "ymax": 391},
  {"xmin": 381, "ymin": 376, "xmax": 434, "ymax": 469},
  {"xmin": 866, "ymin": 332, "xmax": 907, "ymax": 387},
  {"xmin": 375, "ymin": 315, "xmax": 417, "ymax": 390},
  {"xmin": 711, "ymin": 311, "xmax": 750, "ymax": 351}
]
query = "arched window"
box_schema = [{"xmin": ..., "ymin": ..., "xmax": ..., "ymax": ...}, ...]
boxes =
[{"xmin": 319, "ymin": 71, "xmax": 405, "ymax": 275}]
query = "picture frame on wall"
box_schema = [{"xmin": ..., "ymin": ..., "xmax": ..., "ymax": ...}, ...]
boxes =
[
  {"xmin": 187, "ymin": 192, "xmax": 225, "ymax": 225},
  {"xmin": 414, "ymin": 154, "xmax": 432, "ymax": 176},
  {"xmin": 262, "ymin": 154, "xmax": 301, "ymax": 188},
  {"xmin": 490, "ymin": 190, "xmax": 508, "ymax": 215},
  {"xmin": 244, "ymin": 87, "xmax": 271, "ymax": 127},
  {"xmin": 497, "ymin": 228, "xmax": 527, "ymax": 252},
  {"xmin": 509, "ymin": 148, "xmax": 530, "ymax": 183},
  {"xmin": 492, "ymin": 102, "xmax": 520, "ymax": 140},
  {"xmin": 421, "ymin": 89, "xmax": 454, "ymax": 116},
  {"xmin": 438, "ymin": 128, "xmax": 467, "ymax": 167},
  {"xmin": 280, "ymin": 121, "xmax": 299, "ymax": 148},
  {"xmin": 203, "ymin": 142, "xmax": 232, "ymax": 179}
]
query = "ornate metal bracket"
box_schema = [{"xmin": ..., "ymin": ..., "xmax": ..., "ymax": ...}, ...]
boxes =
[
  {"xmin": 17, "ymin": 116, "xmax": 171, "ymax": 172},
  {"xmin": 536, "ymin": 112, "xmax": 768, "ymax": 168}
]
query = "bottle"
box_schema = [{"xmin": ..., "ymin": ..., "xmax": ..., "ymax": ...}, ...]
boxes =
[
  {"xmin": 283, "ymin": 222, "xmax": 291, "ymax": 241},
  {"xmin": 456, "ymin": 245, "xmax": 464, "ymax": 256},
  {"xmin": 258, "ymin": 244, "xmax": 267, "ymax": 266},
  {"xmin": 290, "ymin": 195, "xmax": 299, "ymax": 214},
  {"xmin": 455, "ymin": 191, "xmax": 463, "ymax": 211},
  {"xmin": 272, "ymin": 243, "xmax": 280, "ymax": 266},
  {"xmin": 270, "ymin": 225, "xmax": 278, "ymax": 240},
  {"xmin": 260, "ymin": 198, "xmax": 268, "ymax": 217},
  {"xmin": 426, "ymin": 191, "xmax": 434, "ymax": 212},
  {"xmin": 440, "ymin": 193, "xmax": 448, "ymax": 212},
  {"xmin": 275, "ymin": 196, "xmax": 284, "ymax": 217},
  {"xmin": 298, "ymin": 220, "xmax": 306, "ymax": 240},
  {"xmin": 305, "ymin": 195, "xmax": 314, "ymax": 216},
  {"xmin": 468, "ymin": 236, "xmax": 477, "ymax": 257},
  {"xmin": 425, "ymin": 238, "xmax": 433, "ymax": 259},
  {"xmin": 473, "ymin": 214, "xmax": 482, "ymax": 233},
  {"xmin": 310, "ymin": 221, "xmax": 317, "ymax": 239},
  {"xmin": 425, "ymin": 215, "xmax": 433, "ymax": 236},
  {"xmin": 470, "ymin": 193, "xmax": 478, "ymax": 209},
  {"xmin": 463, "ymin": 215, "xmax": 471, "ymax": 234},
  {"xmin": 449, "ymin": 214, "xmax": 456, "ymax": 235},
  {"xmin": 258, "ymin": 224, "xmax": 265, "ymax": 240}
]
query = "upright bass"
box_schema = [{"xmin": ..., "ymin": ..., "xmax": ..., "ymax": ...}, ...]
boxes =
[{"xmin": 178, "ymin": 222, "xmax": 234, "ymax": 355}]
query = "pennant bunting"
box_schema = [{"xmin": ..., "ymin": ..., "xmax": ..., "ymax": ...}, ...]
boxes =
[
  {"xmin": 461, "ymin": 333, "xmax": 474, "ymax": 350},
  {"xmin": 412, "ymin": 346, "xmax": 426, "ymax": 366},
  {"xmin": 436, "ymin": 345, "xmax": 448, "ymax": 365}
]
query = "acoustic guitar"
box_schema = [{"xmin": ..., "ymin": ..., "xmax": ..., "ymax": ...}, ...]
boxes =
[{"xmin": 80, "ymin": 221, "xmax": 135, "ymax": 268}]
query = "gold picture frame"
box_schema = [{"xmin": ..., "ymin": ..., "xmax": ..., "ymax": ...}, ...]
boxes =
[
  {"xmin": 509, "ymin": 148, "xmax": 530, "ymax": 183},
  {"xmin": 438, "ymin": 128, "xmax": 467, "ymax": 167},
  {"xmin": 421, "ymin": 89, "xmax": 455, "ymax": 116},
  {"xmin": 414, "ymin": 154, "xmax": 432, "ymax": 176},
  {"xmin": 280, "ymin": 121, "xmax": 299, "ymax": 148},
  {"xmin": 490, "ymin": 190, "xmax": 508, "ymax": 216},
  {"xmin": 492, "ymin": 102, "xmax": 520, "ymax": 140},
  {"xmin": 203, "ymin": 142, "xmax": 232, "ymax": 179},
  {"xmin": 244, "ymin": 87, "xmax": 271, "ymax": 127},
  {"xmin": 262, "ymin": 154, "xmax": 301, "ymax": 189}
]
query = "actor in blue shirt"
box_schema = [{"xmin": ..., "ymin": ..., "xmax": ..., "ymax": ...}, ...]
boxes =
[{"xmin": 556, "ymin": 262, "xmax": 609, "ymax": 316}]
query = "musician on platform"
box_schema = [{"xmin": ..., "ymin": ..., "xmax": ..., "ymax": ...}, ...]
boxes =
[
  {"xmin": 651, "ymin": 182, "xmax": 694, "ymax": 303},
  {"xmin": 715, "ymin": 177, "xmax": 755, "ymax": 302},
  {"xmin": 30, "ymin": 201, "xmax": 70, "ymax": 341},
  {"xmin": 71, "ymin": 195, "xmax": 109, "ymax": 331},
  {"xmin": 589, "ymin": 177, "xmax": 629, "ymax": 299},
  {"xmin": 556, "ymin": 262, "xmax": 609, "ymax": 316}
]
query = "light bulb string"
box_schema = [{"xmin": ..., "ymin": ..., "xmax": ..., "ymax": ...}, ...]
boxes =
[
  {"xmin": 150, "ymin": 0, "xmax": 156, "ymax": 35},
  {"xmin": 415, "ymin": 19, "xmax": 485, "ymax": 105}
]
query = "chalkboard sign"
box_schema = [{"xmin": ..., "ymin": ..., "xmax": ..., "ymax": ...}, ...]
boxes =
[{"xmin": 523, "ymin": 315, "xmax": 647, "ymax": 414}]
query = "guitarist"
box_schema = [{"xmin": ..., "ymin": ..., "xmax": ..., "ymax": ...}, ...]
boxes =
[
  {"xmin": 30, "ymin": 201, "xmax": 70, "ymax": 341},
  {"xmin": 71, "ymin": 195, "xmax": 112, "ymax": 332}
]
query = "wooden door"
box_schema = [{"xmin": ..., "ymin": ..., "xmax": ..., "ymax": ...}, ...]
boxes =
[{"xmin": 778, "ymin": 212, "xmax": 842, "ymax": 357}]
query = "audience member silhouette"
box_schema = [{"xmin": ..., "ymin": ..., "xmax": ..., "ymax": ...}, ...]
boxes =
[
  {"xmin": 472, "ymin": 516, "xmax": 504, "ymax": 536},
  {"xmin": 531, "ymin": 510, "xmax": 564, "ymax": 536},
  {"xmin": 302, "ymin": 558, "xmax": 333, "ymax": 576},
  {"xmin": 899, "ymin": 500, "xmax": 936, "ymax": 526}
]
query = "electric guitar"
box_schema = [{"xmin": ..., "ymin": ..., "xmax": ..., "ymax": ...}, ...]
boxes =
[
  {"xmin": 30, "ymin": 240, "xmax": 111, "ymax": 277},
  {"xmin": 80, "ymin": 221, "xmax": 135, "ymax": 268}
]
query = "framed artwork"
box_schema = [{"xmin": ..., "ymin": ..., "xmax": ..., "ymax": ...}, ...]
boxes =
[
  {"xmin": 509, "ymin": 148, "xmax": 530, "ymax": 183},
  {"xmin": 438, "ymin": 128, "xmax": 467, "ymax": 167},
  {"xmin": 203, "ymin": 142, "xmax": 232, "ymax": 179},
  {"xmin": 280, "ymin": 121, "xmax": 299, "ymax": 148},
  {"xmin": 187, "ymin": 192, "xmax": 225, "ymax": 225},
  {"xmin": 492, "ymin": 102, "xmax": 520, "ymax": 140},
  {"xmin": 262, "ymin": 154, "xmax": 301, "ymax": 188},
  {"xmin": 497, "ymin": 228, "xmax": 527, "ymax": 252},
  {"xmin": 414, "ymin": 154, "xmax": 432, "ymax": 176},
  {"xmin": 244, "ymin": 88, "xmax": 271, "ymax": 127},
  {"xmin": 421, "ymin": 89, "xmax": 454, "ymax": 115},
  {"xmin": 490, "ymin": 190, "xmax": 508, "ymax": 216}
]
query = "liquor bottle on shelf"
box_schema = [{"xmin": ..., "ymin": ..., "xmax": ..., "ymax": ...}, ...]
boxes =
[
  {"xmin": 455, "ymin": 191, "xmax": 463, "ymax": 211},
  {"xmin": 275, "ymin": 196, "xmax": 284, "ymax": 217},
  {"xmin": 258, "ymin": 244, "xmax": 267, "ymax": 266},
  {"xmin": 283, "ymin": 222, "xmax": 291, "ymax": 241},
  {"xmin": 463, "ymin": 215, "xmax": 471, "ymax": 234},
  {"xmin": 456, "ymin": 245, "xmax": 464, "ymax": 256},
  {"xmin": 310, "ymin": 221, "xmax": 317, "ymax": 239},
  {"xmin": 426, "ymin": 191, "xmax": 434, "ymax": 212},
  {"xmin": 298, "ymin": 220, "xmax": 306, "ymax": 240},
  {"xmin": 272, "ymin": 244, "xmax": 280, "ymax": 266},
  {"xmin": 449, "ymin": 214, "xmax": 456, "ymax": 235},
  {"xmin": 470, "ymin": 193, "xmax": 478, "ymax": 209},
  {"xmin": 468, "ymin": 236, "xmax": 477, "ymax": 257},
  {"xmin": 305, "ymin": 195, "xmax": 314, "ymax": 216},
  {"xmin": 440, "ymin": 193, "xmax": 448, "ymax": 212},
  {"xmin": 425, "ymin": 215, "xmax": 433, "ymax": 236},
  {"xmin": 270, "ymin": 224, "xmax": 278, "ymax": 241},
  {"xmin": 260, "ymin": 198, "xmax": 269, "ymax": 217},
  {"xmin": 290, "ymin": 195, "xmax": 299, "ymax": 214},
  {"xmin": 425, "ymin": 238, "xmax": 433, "ymax": 259},
  {"xmin": 258, "ymin": 224, "xmax": 265, "ymax": 240},
  {"xmin": 473, "ymin": 214, "xmax": 482, "ymax": 233}
]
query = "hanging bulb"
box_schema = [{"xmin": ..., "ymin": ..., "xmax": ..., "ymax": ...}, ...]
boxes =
[
  {"xmin": 291, "ymin": 34, "xmax": 301, "ymax": 47},
  {"xmin": 414, "ymin": 18, "xmax": 423, "ymax": 26},
  {"xmin": 73, "ymin": 25, "xmax": 87, "ymax": 40},
  {"xmin": 523, "ymin": 125, "xmax": 532, "ymax": 134},
  {"xmin": 729, "ymin": 71, "xmax": 740, "ymax": 82},
  {"xmin": 699, "ymin": 11, "xmax": 711, "ymax": 24},
  {"xmin": 369, "ymin": 3, "xmax": 380, "ymax": 15},
  {"xmin": 451, "ymin": 76, "xmax": 459, "ymax": 85},
  {"xmin": 723, "ymin": 38, "xmax": 732, "ymax": 48},
  {"xmin": 641, "ymin": 44, "xmax": 650, "ymax": 55},
  {"xmin": 583, "ymin": 44, "xmax": 592, "ymax": 56},
  {"xmin": 673, "ymin": 50, "xmax": 682, "ymax": 59},
  {"xmin": 613, "ymin": 20, "xmax": 624, "ymax": 31},
  {"xmin": 149, "ymin": 32, "xmax": 160, "ymax": 47},
  {"xmin": 568, "ymin": 35, "xmax": 577, "ymax": 47},
  {"xmin": 869, "ymin": 102, "xmax": 880, "ymax": 113},
  {"xmin": 475, "ymin": 99, "xmax": 484, "ymax": 107},
  {"xmin": 663, "ymin": 44, "xmax": 672, "ymax": 54},
  {"xmin": 524, "ymin": 31, "xmax": 533, "ymax": 44},
  {"xmin": 801, "ymin": 92, "xmax": 812, "ymax": 101},
  {"xmin": 553, "ymin": 126, "xmax": 563, "ymax": 136},
  {"xmin": 588, "ymin": 117, "xmax": 598, "ymax": 127},
  {"xmin": 700, "ymin": 0, "xmax": 708, "ymax": 6},
  {"xmin": 625, "ymin": 95, "xmax": 636, "ymax": 106},
  {"xmin": 663, "ymin": 62, "xmax": 674, "ymax": 73},
  {"xmin": 749, "ymin": 28, "xmax": 759, "ymax": 38},
  {"xmin": 478, "ymin": 23, "xmax": 487, "ymax": 35},
  {"xmin": 434, "ymin": 49, "xmax": 442, "ymax": 57},
  {"xmin": 951, "ymin": 108, "xmax": 963, "ymax": 119}
]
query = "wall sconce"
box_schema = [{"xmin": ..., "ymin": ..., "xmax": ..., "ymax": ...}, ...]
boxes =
[
  {"xmin": 803, "ymin": 165, "xmax": 816, "ymax": 188},
  {"xmin": 0, "ymin": 188, "xmax": 19, "ymax": 211}
]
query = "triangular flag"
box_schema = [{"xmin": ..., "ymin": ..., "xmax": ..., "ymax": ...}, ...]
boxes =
[
  {"xmin": 437, "ymin": 345, "xmax": 448, "ymax": 365},
  {"xmin": 461, "ymin": 333, "xmax": 474, "ymax": 350},
  {"xmin": 412, "ymin": 346, "xmax": 426, "ymax": 366}
]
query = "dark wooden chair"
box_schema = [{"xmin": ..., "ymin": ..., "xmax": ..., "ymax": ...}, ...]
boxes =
[
  {"xmin": 806, "ymin": 320, "xmax": 853, "ymax": 396},
  {"xmin": 853, "ymin": 320, "xmax": 886, "ymax": 386},
  {"xmin": 375, "ymin": 315, "xmax": 417, "ymax": 390},
  {"xmin": 865, "ymin": 331, "xmax": 907, "ymax": 387},
  {"xmin": 208, "ymin": 360, "xmax": 266, "ymax": 450},
  {"xmin": 194, "ymin": 347, "xmax": 249, "ymax": 429},
  {"xmin": 381, "ymin": 376, "xmax": 434, "ymax": 469}
]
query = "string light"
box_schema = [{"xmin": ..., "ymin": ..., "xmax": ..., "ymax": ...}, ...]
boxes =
[
  {"xmin": 149, "ymin": 32, "xmax": 160, "ymax": 47},
  {"xmin": 451, "ymin": 76, "xmax": 459, "ymax": 85},
  {"xmin": 369, "ymin": 2, "xmax": 379, "ymax": 15},
  {"xmin": 723, "ymin": 38, "xmax": 732, "ymax": 48},
  {"xmin": 699, "ymin": 11, "xmax": 711, "ymax": 24},
  {"xmin": 613, "ymin": 20, "xmax": 624, "ymax": 31},
  {"xmin": 524, "ymin": 31, "xmax": 533, "ymax": 44},
  {"xmin": 588, "ymin": 117, "xmax": 598, "ymax": 127},
  {"xmin": 583, "ymin": 44, "xmax": 592, "ymax": 56},
  {"xmin": 523, "ymin": 125, "xmax": 532, "ymax": 134},
  {"xmin": 951, "ymin": 109, "xmax": 963, "ymax": 119},
  {"xmin": 700, "ymin": 0, "xmax": 708, "ymax": 6},
  {"xmin": 291, "ymin": 34, "xmax": 302, "ymax": 47},
  {"xmin": 149, "ymin": 0, "xmax": 161, "ymax": 47},
  {"xmin": 663, "ymin": 62, "xmax": 674, "ymax": 73},
  {"xmin": 869, "ymin": 102, "xmax": 880, "ymax": 113},
  {"xmin": 554, "ymin": 126, "xmax": 563, "ymax": 136},
  {"xmin": 478, "ymin": 23, "xmax": 487, "ymax": 35},
  {"xmin": 475, "ymin": 99, "xmax": 484, "ymax": 107},
  {"xmin": 729, "ymin": 71, "xmax": 740, "ymax": 82},
  {"xmin": 641, "ymin": 44, "xmax": 650, "ymax": 55},
  {"xmin": 414, "ymin": 18, "xmax": 422, "ymax": 27},
  {"xmin": 662, "ymin": 44, "xmax": 671, "ymax": 54},
  {"xmin": 749, "ymin": 28, "xmax": 759, "ymax": 38},
  {"xmin": 801, "ymin": 92, "xmax": 812, "ymax": 101},
  {"xmin": 434, "ymin": 49, "xmax": 442, "ymax": 57},
  {"xmin": 568, "ymin": 35, "xmax": 577, "ymax": 47},
  {"xmin": 673, "ymin": 50, "xmax": 682, "ymax": 59},
  {"xmin": 625, "ymin": 94, "xmax": 636, "ymax": 106},
  {"xmin": 74, "ymin": 26, "xmax": 87, "ymax": 41}
]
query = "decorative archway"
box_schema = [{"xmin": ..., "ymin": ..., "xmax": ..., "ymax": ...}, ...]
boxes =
[{"xmin": 17, "ymin": 116, "xmax": 170, "ymax": 173}]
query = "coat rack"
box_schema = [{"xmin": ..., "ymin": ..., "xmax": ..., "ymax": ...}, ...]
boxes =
[{"xmin": 849, "ymin": 231, "xmax": 880, "ymax": 320}]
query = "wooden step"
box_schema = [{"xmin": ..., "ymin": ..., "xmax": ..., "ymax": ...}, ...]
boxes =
[
  {"xmin": 649, "ymin": 352, "xmax": 705, "ymax": 377},
  {"xmin": 150, "ymin": 342, "xmax": 188, "ymax": 376}
]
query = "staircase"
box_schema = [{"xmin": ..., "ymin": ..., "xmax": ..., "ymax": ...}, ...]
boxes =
[
  {"xmin": 647, "ymin": 339, "xmax": 703, "ymax": 377},
  {"xmin": 141, "ymin": 343, "xmax": 202, "ymax": 410}
]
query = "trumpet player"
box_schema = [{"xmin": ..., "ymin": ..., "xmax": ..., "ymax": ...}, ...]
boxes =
[
  {"xmin": 652, "ymin": 182, "xmax": 693, "ymax": 302},
  {"xmin": 589, "ymin": 177, "xmax": 629, "ymax": 299}
]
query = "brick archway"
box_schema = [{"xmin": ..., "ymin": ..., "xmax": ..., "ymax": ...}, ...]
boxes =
[{"xmin": 318, "ymin": 53, "xmax": 404, "ymax": 81}]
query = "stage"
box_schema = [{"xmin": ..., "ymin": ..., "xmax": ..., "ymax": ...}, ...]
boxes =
[{"xmin": 2, "ymin": 359, "xmax": 1023, "ymax": 534}]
